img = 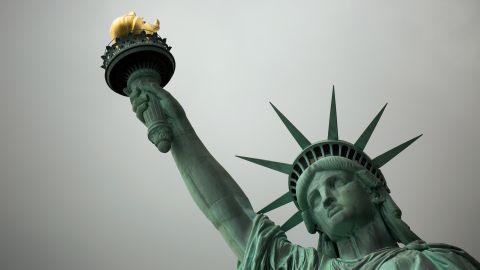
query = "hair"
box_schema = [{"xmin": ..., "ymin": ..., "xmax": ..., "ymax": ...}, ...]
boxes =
[{"xmin": 296, "ymin": 156, "xmax": 421, "ymax": 258}]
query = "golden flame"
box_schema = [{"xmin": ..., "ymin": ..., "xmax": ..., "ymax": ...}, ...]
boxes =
[{"xmin": 110, "ymin": 11, "xmax": 160, "ymax": 40}]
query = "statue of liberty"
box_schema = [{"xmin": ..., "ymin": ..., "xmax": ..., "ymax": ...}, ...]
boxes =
[
  {"xmin": 102, "ymin": 13, "xmax": 479, "ymax": 269},
  {"xmin": 126, "ymin": 82, "xmax": 479, "ymax": 269}
]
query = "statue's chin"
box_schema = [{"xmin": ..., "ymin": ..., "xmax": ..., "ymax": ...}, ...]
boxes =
[{"xmin": 320, "ymin": 210, "xmax": 359, "ymax": 241}]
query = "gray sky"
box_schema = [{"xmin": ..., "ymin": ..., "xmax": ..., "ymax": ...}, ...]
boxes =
[{"xmin": 0, "ymin": 0, "xmax": 479, "ymax": 269}]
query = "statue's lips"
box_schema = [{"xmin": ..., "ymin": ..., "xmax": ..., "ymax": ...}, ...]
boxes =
[{"xmin": 327, "ymin": 206, "xmax": 342, "ymax": 218}]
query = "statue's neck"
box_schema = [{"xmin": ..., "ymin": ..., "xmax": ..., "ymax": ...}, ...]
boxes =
[{"xmin": 335, "ymin": 212, "xmax": 397, "ymax": 260}]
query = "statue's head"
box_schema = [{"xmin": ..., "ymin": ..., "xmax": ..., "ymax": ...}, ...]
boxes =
[
  {"xmin": 296, "ymin": 157, "xmax": 382, "ymax": 241},
  {"xmin": 238, "ymin": 88, "xmax": 422, "ymax": 257}
]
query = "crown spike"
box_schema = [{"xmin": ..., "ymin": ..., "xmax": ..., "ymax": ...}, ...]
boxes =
[
  {"xmin": 328, "ymin": 86, "xmax": 338, "ymax": 140},
  {"xmin": 258, "ymin": 192, "xmax": 293, "ymax": 214},
  {"xmin": 269, "ymin": 102, "xmax": 311, "ymax": 149},
  {"xmin": 236, "ymin": 155, "xmax": 292, "ymax": 174},
  {"xmin": 281, "ymin": 211, "xmax": 303, "ymax": 232},
  {"xmin": 354, "ymin": 103, "xmax": 388, "ymax": 151},
  {"xmin": 372, "ymin": 134, "xmax": 423, "ymax": 168}
]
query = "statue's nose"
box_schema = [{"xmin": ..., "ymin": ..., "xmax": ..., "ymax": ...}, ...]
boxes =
[
  {"xmin": 322, "ymin": 197, "xmax": 335, "ymax": 209},
  {"xmin": 319, "ymin": 186, "xmax": 335, "ymax": 209}
]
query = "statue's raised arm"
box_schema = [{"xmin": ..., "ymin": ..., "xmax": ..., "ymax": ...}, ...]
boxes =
[
  {"xmin": 128, "ymin": 76, "xmax": 256, "ymax": 259},
  {"xmin": 102, "ymin": 12, "xmax": 256, "ymax": 258}
]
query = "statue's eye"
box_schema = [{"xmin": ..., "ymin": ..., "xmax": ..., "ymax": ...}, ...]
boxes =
[
  {"xmin": 308, "ymin": 191, "xmax": 321, "ymax": 207},
  {"xmin": 333, "ymin": 178, "xmax": 348, "ymax": 188}
]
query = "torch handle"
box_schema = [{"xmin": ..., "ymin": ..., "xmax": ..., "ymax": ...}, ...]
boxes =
[
  {"xmin": 143, "ymin": 98, "xmax": 172, "ymax": 153},
  {"xmin": 125, "ymin": 69, "xmax": 173, "ymax": 153}
]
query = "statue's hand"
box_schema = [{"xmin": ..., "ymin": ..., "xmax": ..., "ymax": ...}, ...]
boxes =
[
  {"xmin": 127, "ymin": 82, "xmax": 190, "ymax": 150},
  {"xmin": 128, "ymin": 83, "xmax": 186, "ymax": 125}
]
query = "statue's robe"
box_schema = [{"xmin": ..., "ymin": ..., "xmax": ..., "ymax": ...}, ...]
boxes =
[{"xmin": 237, "ymin": 215, "xmax": 479, "ymax": 270}]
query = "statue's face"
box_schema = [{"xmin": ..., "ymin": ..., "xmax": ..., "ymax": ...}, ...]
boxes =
[{"xmin": 306, "ymin": 170, "xmax": 376, "ymax": 241}]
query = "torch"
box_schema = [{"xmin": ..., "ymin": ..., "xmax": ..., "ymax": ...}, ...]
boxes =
[{"xmin": 101, "ymin": 12, "xmax": 175, "ymax": 153}]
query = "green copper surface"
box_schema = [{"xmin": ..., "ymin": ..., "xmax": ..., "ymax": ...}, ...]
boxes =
[
  {"xmin": 121, "ymin": 82, "xmax": 478, "ymax": 268},
  {"xmin": 238, "ymin": 215, "xmax": 480, "ymax": 269},
  {"xmin": 354, "ymin": 103, "xmax": 387, "ymax": 151},
  {"xmin": 125, "ymin": 68, "xmax": 172, "ymax": 153},
  {"xmin": 372, "ymin": 134, "xmax": 423, "ymax": 168},
  {"xmin": 236, "ymin": 155, "xmax": 292, "ymax": 174},
  {"xmin": 270, "ymin": 102, "xmax": 311, "ymax": 149},
  {"xmin": 257, "ymin": 192, "xmax": 292, "ymax": 214},
  {"xmin": 280, "ymin": 210, "xmax": 303, "ymax": 232},
  {"xmin": 328, "ymin": 86, "xmax": 338, "ymax": 140}
]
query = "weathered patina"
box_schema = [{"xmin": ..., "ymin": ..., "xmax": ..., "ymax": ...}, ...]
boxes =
[{"xmin": 102, "ymin": 13, "xmax": 479, "ymax": 269}]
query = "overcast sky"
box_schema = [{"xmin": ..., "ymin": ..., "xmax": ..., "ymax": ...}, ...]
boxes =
[{"xmin": 0, "ymin": 0, "xmax": 479, "ymax": 269}]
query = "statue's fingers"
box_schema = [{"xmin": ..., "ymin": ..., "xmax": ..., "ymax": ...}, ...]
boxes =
[
  {"xmin": 129, "ymin": 87, "xmax": 141, "ymax": 98},
  {"xmin": 132, "ymin": 95, "xmax": 148, "ymax": 112},
  {"xmin": 123, "ymin": 87, "xmax": 132, "ymax": 96},
  {"xmin": 142, "ymin": 82, "xmax": 173, "ymax": 102},
  {"xmin": 129, "ymin": 88, "xmax": 145, "ymax": 103}
]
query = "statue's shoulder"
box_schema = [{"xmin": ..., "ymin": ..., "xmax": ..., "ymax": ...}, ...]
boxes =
[
  {"xmin": 385, "ymin": 241, "xmax": 480, "ymax": 269},
  {"xmin": 421, "ymin": 242, "xmax": 480, "ymax": 269}
]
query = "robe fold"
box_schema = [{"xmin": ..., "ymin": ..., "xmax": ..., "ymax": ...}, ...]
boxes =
[{"xmin": 237, "ymin": 215, "xmax": 479, "ymax": 270}]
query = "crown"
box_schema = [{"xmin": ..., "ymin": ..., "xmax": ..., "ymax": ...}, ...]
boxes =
[{"xmin": 237, "ymin": 87, "xmax": 422, "ymax": 232}]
